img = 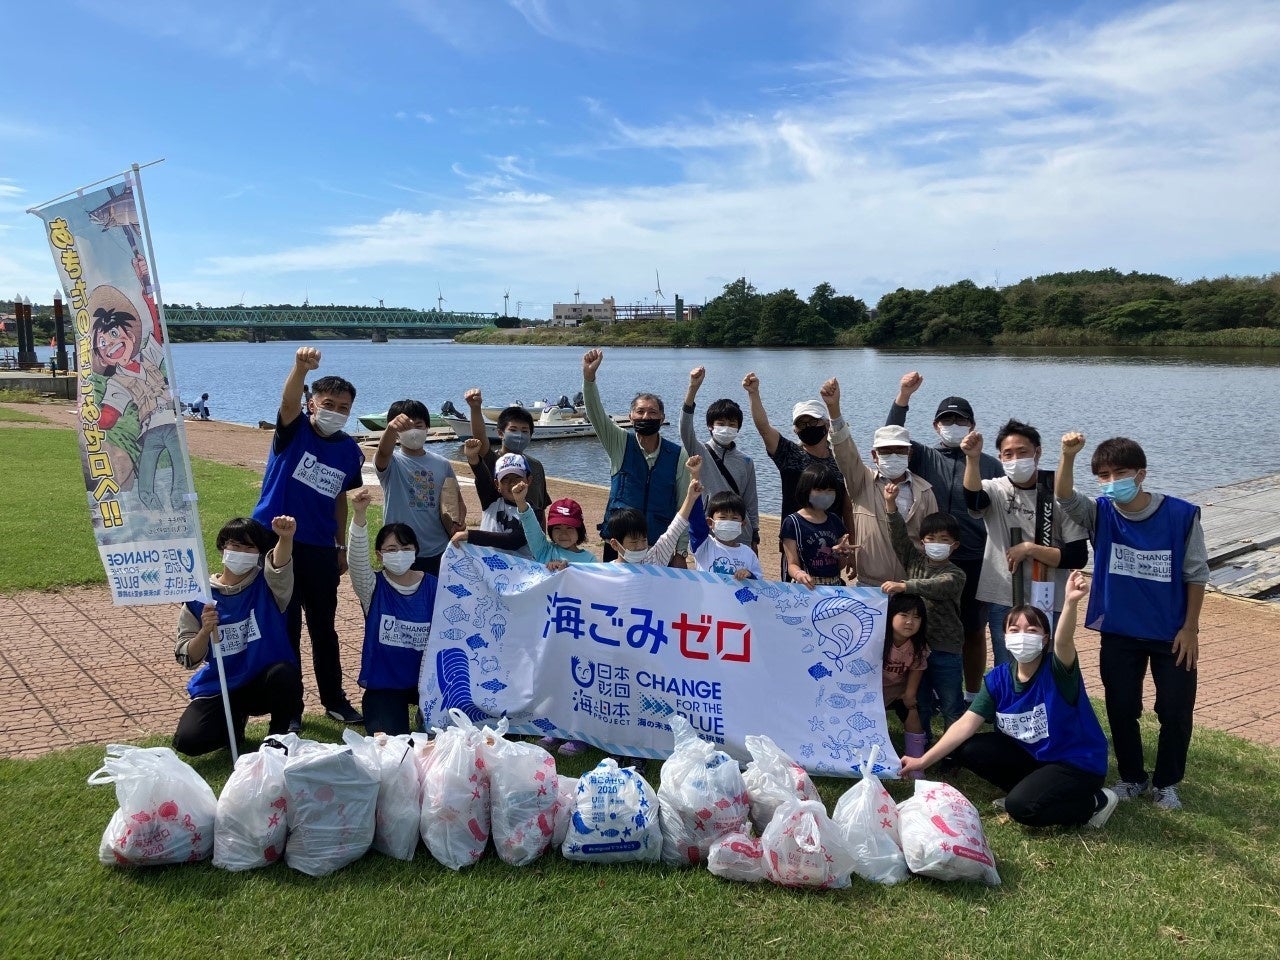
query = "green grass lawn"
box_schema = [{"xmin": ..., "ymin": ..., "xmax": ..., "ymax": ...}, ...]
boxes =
[
  {"xmin": 1, "ymin": 718, "xmax": 1278, "ymax": 960},
  {"xmin": 0, "ymin": 405, "xmax": 48, "ymax": 423},
  {"xmin": 0, "ymin": 427, "xmax": 385, "ymax": 591}
]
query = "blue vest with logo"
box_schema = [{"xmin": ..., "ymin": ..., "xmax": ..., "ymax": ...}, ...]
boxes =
[
  {"xmin": 985, "ymin": 656, "xmax": 1108, "ymax": 776},
  {"xmin": 1087, "ymin": 495, "xmax": 1199, "ymax": 643},
  {"xmin": 359, "ymin": 572, "xmax": 437, "ymax": 691},
  {"xmin": 252, "ymin": 416, "xmax": 364, "ymax": 547},
  {"xmin": 185, "ymin": 574, "xmax": 295, "ymax": 699},
  {"xmin": 602, "ymin": 434, "xmax": 681, "ymax": 545}
]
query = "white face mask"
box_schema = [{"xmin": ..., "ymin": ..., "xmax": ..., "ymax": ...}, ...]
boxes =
[
  {"xmin": 620, "ymin": 547, "xmax": 649, "ymax": 563},
  {"xmin": 380, "ymin": 550, "xmax": 415, "ymax": 575},
  {"xmin": 876, "ymin": 454, "xmax": 908, "ymax": 480},
  {"xmin": 1003, "ymin": 457, "xmax": 1037, "ymax": 485},
  {"xmin": 398, "ymin": 428, "xmax": 428, "ymax": 450},
  {"xmin": 1005, "ymin": 631, "xmax": 1046, "ymax": 664},
  {"xmin": 938, "ymin": 423, "xmax": 969, "ymax": 447},
  {"xmin": 713, "ymin": 519, "xmax": 743, "ymax": 542},
  {"xmin": 312, "ymin": 408, "xmax": 349, "ymax": 436},
  {"xmin": 923, "ymin": 542, "xmax": 952, "ymax": 561},
  {"xmin": 712, "ymin": 425, "xmax": 739, "ymax": 446},
  {"xmin": 222, "ymin": 549, "xmax": 259, "ymax": 575},
  {"xmin": 810, "ymin": 491, "xmax": 837, "ymax": 511}
]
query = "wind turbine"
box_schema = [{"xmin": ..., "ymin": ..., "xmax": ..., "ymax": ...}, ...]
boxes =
[
  {"xmin": 654, "ymin": 270, "xmax": 664, "ymax": 305},
  {"xmin": 574, "ymin": 284, "xmax": 581, "ymax": 304},
  {"xmin": 436, "ymin": 285, "xmax": 446, "ymax": 313},
  {"xmin": 503, "ymin": 287, "xmax": 510, "ymax": 316}
]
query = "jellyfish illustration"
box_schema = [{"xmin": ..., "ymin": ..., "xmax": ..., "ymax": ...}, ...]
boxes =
[
  {"xmin": 490, "ymin": 614, "xmax": 508, "ymax": 641},
  {"xmin": 810, "ymin": 595, "xmax": 877, "ymax": 672}
]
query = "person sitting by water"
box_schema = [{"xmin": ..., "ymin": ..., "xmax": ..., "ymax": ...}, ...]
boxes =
[
  {"xmin": 172, "ymin": 515, "xmax": 302, "ymax": 755},
  {"xmin": 347, "ymin": 488, "xmax": 437, "ymax": 736},
  {"xmin": 901, "ymin": 571, "xmax": 1119, "ymax": 830},
  {"xmin": 821, "ymin": 377, "xmax": 939, "ymax": 587},
  {"xmin": 195, "ymin": 393, "xmax": 210, "ymax": 419},
  {"xmin": 375, "ymin": 398, "xmax": 465, "ymax": 577},
  {"xmin": 741, "ymin": 370, "xmax": 852, "ymax": 579},
  {"xmin": 582, "ymin": 348, "xmax": 690, "ymax": 563},
  {"xmin": 464, "ymin": 387, "xmax": 549, "ymax": 528},
  {"xmin": 680, "ymin": 365, "xmax": 760, "ymax": 553}
]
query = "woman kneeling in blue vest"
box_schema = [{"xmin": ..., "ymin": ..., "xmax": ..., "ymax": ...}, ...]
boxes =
[
  {"xmin": 901, "ymin": 570, "xmax": 1119, "ymax": 829},
  {"xmin": 174, "ymin": 515, "xmax": 303, "ymax": 755},
  {"xmin": 348, "ymin": 488, "xmax": 438, "ymax": 735}
]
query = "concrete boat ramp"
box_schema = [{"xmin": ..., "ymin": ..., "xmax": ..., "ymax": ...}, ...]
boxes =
[{"xmin": 1194, "ymin": 474, "xmax": 1280, "ymax": 601}]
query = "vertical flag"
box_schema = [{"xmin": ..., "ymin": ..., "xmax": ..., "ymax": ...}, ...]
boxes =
[{"xmin": 31, "ymin": 169, "xmax": 208, "ymax": 606}]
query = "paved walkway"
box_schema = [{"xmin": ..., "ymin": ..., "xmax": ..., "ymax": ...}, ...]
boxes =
[{"xmin": 3, "ymin": 404, "xmax": 1280, "ymax": 759}]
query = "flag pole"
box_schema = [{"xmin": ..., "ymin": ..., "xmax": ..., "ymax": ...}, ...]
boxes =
[{"xmin": 130, "ymin": 163, "xmax": 238, "ymax": 763}]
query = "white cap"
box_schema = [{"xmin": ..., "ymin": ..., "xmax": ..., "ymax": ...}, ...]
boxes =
[
  {"xmin": 791, "ymin": 399, "xmax": 828, "ymax": 424},
  {"xmin": 872, "ymin": 425, "xmax": 911, "ymax": 449},
  {"xmin": 494, "ymin": 453, "xmax": 530, "ymax": 480}
]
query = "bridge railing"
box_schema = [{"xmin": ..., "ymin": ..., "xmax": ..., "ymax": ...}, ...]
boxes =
[{"xmin": 164, "ymin": 306, "xmax": 497, "ymax": 329}]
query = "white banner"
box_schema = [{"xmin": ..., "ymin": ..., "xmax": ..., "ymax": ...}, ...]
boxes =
[
  {"xmin": 33, "ymin": 173, "xmax": 207, "ymax": 605},
  {"xmin": 420, "ymin": 545, "xmax": 898, "ymax": 777}
]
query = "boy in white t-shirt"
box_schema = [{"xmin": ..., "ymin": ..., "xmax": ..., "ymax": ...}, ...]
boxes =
[{"xmin": 693, "ymin": 491, "xmax": 764, "ymax": 581}]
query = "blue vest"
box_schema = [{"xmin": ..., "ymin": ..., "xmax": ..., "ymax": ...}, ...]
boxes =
[
  {"xmin": 1087, "ymin": 495, "xmax": 1199, "ymax": 643},
  {"xmin": 359, "ymin": 572, "xmax": 437, "ymax": 691},
  {"xmin": 186, "ymin": 574, "xmax": 295, "ymax": 699},
  {"xmin": 252, "ymin": 416, "xmax": 363, "ymax": 547},
  {"xmin": 601, "ymin": 434, "xmax": 681, "ymax": 545},
  {"xmin": 985, "ymin": 656, "xmax": 1108, "ymax": 776}
]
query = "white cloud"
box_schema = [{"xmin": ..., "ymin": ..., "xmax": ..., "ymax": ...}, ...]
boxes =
[{"xmin": 192, "ymin": 1, "xmax": 1280, "ymax": 307}]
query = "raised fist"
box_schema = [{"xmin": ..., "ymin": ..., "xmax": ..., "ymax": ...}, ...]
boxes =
[
  {"xmin": 582, "ymin": 349, "xmax": 604, "ymax": 380},
  {"xmin": 349, "ymin": 489, "xmax": 371, "ymax": 513},
  {"xmin": 741, "ymin": 372, "xmax": 760, "ymax": 395},
  {"xmin": 462, "ymin": 437, "xmax": 483, "ymax": 463},
  {"xmin": 270, "ymin": 515, "xmax": 297, "ymax": 537},
  {"xmin": 1061, "ymin": 432, "xmax": 1086, "ymax": 457},
  {"xmin": 295, "ymin": 347, "xmax": 321, "ymax": 371},
  {"xmin": 960, "ymin": 431, "xmax": 983, "ymax": 457},
  {"xmin": 387, "ymin": 413, "xmax": 413, "ymax": 434},
  {"xmin": 464, "ymin": 388, "xmax": 483, "ymax": 408},
  {"xmin": 900, "ymin": 371, "xmax": 923, "ymax": 396},
  {"xmin": 819, "ymin": 378, "xmax": 840, "ymax": 409},
  {"xmin": 688, "ymin": 366, "xmax": 706, "ymax": 389}
]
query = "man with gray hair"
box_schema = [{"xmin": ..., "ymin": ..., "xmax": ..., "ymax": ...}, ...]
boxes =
[{"xmin": 582, "ymin": 349, "xmax": 691, "ymax": 563}]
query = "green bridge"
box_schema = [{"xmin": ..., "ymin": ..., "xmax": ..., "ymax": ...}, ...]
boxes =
[{"xmin": 164, "ymin": 305, "xmax": 497, "ymax": 340}]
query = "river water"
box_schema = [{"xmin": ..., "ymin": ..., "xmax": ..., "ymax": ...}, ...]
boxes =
[{"xmin": 119, "ymin": 339, "xmax": 1280, "ymax": 507}]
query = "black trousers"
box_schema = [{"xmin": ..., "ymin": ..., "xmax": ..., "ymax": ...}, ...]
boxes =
[
  {"xmin": 173, "ymin": 661, "xmax": 303, "ymax": 756},
  {"xmin": 1099, "ymin": 631, "xmax": 1197, "ymax": 789},
  {"xmin": 361, "ymin": 687, "xmax": 420, "ymax": 737},
  {"xmin": 287, "ymin": 542, "xmax": 348, "ymax": 712},
  {"xmin": 955, "ymin": 731, "xmax": 1105, "ymax": 827}
]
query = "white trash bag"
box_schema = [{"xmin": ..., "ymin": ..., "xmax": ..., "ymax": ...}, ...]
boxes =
[
  {"xmin": 419, "ymin": 709, "xmax": 500, "ymax": 870},
  {"xmin": 742, "ymin": 734, "xmax": 819, "ymax": 833},
  {"xmin": 831, "ymin": 746, "xmax": 909, "ymax": 886},
  {"xmin": 283, "ymin": 741, "xmax": 379, "ymax": 877},
  {"xmin": 551, "ymin": 776, "xmax": 579, "ymax": 848},
  {"xmin": 482, "ymin": 729, "xmax": 560, "ymax": 867},
  {"xmin": 89, "ymin": 744, "xmax": 217, "ymax": 867},
  {"xmin": 562, "ymin": 758, "xmax": 662, "ymax": 864},
  {"xmin": 897, "ymin": 780, "xmax": 1001, "ymax": 885},
  {"xmin": 707, "ymin": 830, "xmax": 768, "ymax": 884},
  {"xmin": 357, "ymin": 731, "xmax": 422, "ymax": 862},
  {"xmin": 212, "ymin": 739, "xmax": 290, "ymax": 871},
  {"xmin": 761, "ymin": 798, "xmax": 857, "ymax": 889},
  {"xmin": 658, "ymin": 715, "xmax": 750, "ymax": 866}
]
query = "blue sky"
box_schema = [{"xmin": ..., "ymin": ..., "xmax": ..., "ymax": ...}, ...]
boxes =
[{"xmin": 2, "ymin": 0, "xmax": 1278, "ymax": 315}]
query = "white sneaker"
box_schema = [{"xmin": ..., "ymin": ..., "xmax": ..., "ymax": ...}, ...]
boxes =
[
  {"xmin": 1087, "ymin": 788, "xmax": 1119, "ymax": 828},
  {"xmin": 1152, "ymin": 785, "xmax": 1183, "ymax": 810},
  {"xmin": 1111, "ymin": 778, "xmax": 1150, "ymax": 800}
]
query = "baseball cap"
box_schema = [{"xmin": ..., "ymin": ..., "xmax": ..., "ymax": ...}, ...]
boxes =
[
  {"xmin": 546, "ymin": 498, "xmax": 584, "ymax": 529},
  {"xmin": 494, "ymin": 453, "xmax": 530, "ymax": 480},
  {"xmin": 791, "ymin": 399, "xmax": 828, "ymax": 424},
  {"xmin": 872, "ymin": 425, "xmax": 911, "ymax": 449},
  {"xmin": 934, "ymin": 397, "xmax": 975, "ymax": 422}
]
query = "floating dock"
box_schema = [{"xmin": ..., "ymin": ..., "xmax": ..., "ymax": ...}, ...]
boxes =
[{"xmin": 1193, "ymin": 474, "xmax": 1280, "ymax": 600}]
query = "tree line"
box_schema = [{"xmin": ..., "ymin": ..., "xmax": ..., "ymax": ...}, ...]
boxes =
[{"xmin": 666, "ymin": 269, "xmax": 1280, "ymax": 348}]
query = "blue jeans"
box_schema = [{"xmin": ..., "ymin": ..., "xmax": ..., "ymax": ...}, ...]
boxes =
[
  {"xmin": 917, "ymin": 651, "xmax": 965, "ymax": 746},
  {"xmin": 988, "ymin": 603, "xmax": 1058, "ymax": 670}
]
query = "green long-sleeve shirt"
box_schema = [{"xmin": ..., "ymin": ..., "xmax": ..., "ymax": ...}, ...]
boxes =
[{"xmin": 887, "ymin": 510, "xmax": 966, "ymax": 655}]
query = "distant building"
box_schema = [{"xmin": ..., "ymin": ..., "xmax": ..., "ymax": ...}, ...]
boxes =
[{"xmin": 552, "ymin": 297, "xmax": 616, "ymax": 326}]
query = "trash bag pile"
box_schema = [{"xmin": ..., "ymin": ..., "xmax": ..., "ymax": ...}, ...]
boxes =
[{"xmin": 89, "ymin": 720, "xmax": 999, "ymax": 888}]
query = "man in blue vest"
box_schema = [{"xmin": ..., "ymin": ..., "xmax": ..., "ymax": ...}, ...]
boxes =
[
  {"xmin": 252, "ymin": 346, "xmax": 365, "ymax": 729},
  {"xmin": 1055, "ymin": 432, "xmax": 1208, "ymax": 811},
  {"xmin": 582, "ymin": 348, "xmax": 690, "ymax": 563}
]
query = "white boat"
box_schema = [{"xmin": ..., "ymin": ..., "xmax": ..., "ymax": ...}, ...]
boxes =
[{"xmin": 438, "ymin": 397, "xmax": 627, "ymax": 442}]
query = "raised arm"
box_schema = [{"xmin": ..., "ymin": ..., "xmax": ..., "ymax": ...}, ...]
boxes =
[
  {"xmin": 1056, "ymin": 431, "xmax": 1085, "ymax": 500},
  {"xmin": 279, "ymin": 347, "xmax": 318, "ymax": 427},
  {"xmin": 821, "ymin": 377, "xmax": 868, "ymax": 499},
  {"xmin": 741, "ymin": 372, "xmax": 781, "ymax": 455},
  {"xmin": 1053, "ymin": 570, "xmax": 1088, "ymax": 668},
  {"xmin": 581, "ymin": 349, "xmax": 628, "ymax": 470},
  {"xmin": 464, "ymin": 388, "xmax": 492, "ymax": 458},
  {"xmin": 374, "ymin": 412, "xmax": 410, "ymax": 472},
  {"xmin": 463, "ymin": 438, "xmax": 499, "ymax": 510},
  {"xmin": 346, "ymin": 489, "xmax": 376, "ymax": 614},
  {"xmin": 680, "ymin": 366, "xmax": 704, "ymax": 456}
]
